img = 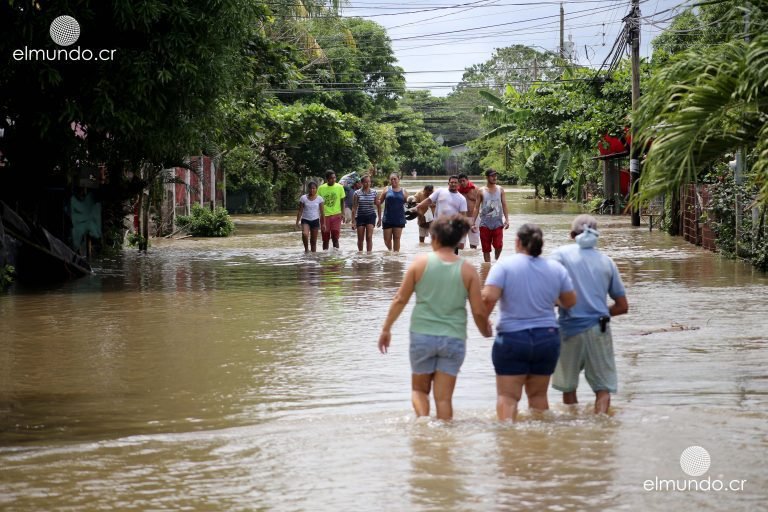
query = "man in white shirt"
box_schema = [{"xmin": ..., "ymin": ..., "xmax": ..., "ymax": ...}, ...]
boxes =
[{"xmin": 414, "ymin": 175, "xmax": 467, "ymax": 253}]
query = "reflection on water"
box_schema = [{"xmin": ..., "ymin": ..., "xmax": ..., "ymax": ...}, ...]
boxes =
[
  {"xmin": 1, "ymin": 186, "xmax": 767, "ymax": 510},
  {"xmin": 408, "ymin": 425, "xmax": 468, "ymax": 509}
]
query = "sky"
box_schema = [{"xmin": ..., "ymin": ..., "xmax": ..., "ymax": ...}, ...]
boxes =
[{"xmin": 342, "ymin": 0, "xmax": 690, "ymax": 96}]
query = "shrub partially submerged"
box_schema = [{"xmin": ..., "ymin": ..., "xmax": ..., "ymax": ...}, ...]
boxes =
[{"xmin": 177, "ymin": 204, "xmax": 235, "ymax": 237}]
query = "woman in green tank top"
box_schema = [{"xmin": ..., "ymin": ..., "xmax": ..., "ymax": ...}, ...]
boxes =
[{"xmin": 379, "ymin": 215, "xmax": 492, "ymax": 420}]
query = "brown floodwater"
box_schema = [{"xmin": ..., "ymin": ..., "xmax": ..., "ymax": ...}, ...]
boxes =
[{"xmin": 1, "ymin": 183, "xmax": 766, "ymax": 511}]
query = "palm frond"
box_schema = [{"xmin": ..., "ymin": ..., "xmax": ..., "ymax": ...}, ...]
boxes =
[
  {"xmin": 478, "ymin": 90, "xmax": 508, "ymax": 111},
  {"xmin": 553, "ymin": 148, "xmax": 571, "ymax": 183},
  {"xmin": 634, "ymin": 36, "xmax": 768, "ymax": 204},
  {"xmin": 479, "ymin": 124, "xmax": 517, "ymax": 141}
]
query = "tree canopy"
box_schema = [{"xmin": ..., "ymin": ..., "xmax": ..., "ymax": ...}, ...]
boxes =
[
  {"xmin": 0, "ymin": 0, "xmax": 266, "ymax": 185},
  {"xmin": 636, "ymin": 0, "xmax": 768, "ymax": 206}
]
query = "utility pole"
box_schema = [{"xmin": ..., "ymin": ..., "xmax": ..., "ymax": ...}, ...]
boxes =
[
  {"xmin": 629, "ymin": 0, "xmax": 641, "ymax": 226},
  {"xmin": 735, "ymin": 8, "xmax": 750, "ymax": 255},
  {"xmin": 560, "ymin": 3, "xmax": 565, "ymax": 59}
]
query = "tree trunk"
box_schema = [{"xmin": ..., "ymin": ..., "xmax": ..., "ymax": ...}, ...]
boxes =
[{"xmin": 669, "ymin": 190, "xmax": 681, "ymax": 236}]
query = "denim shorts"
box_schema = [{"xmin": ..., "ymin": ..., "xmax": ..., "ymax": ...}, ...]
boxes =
[
  {"xmin": 355, "ymin": 213, "xmax": 377, "ymax": 226},
  {"xmin": 409, "ymin": 332, "xmax": 466, "ymax": 376},
  {"xmin": 492, "ymin": 327, "xmax": 561, "ymax": 376}
]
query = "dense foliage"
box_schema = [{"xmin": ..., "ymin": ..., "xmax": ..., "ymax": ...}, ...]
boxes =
[
  {"xmin": 2, "ymin": 0, "xmax": 766, "ymax": 269},
  {"xmin": 704, "ymin": 165, "xmax": 768, "ymax": 270},
  {"xmin": 176, "ymin": 204, "xmax": 235, "ymax": 237},
  {"xmin": 636, "ymin": 0, "xmax": 768, "ymax": 207},
  {"xmin": 475, "ymin": 62, "xmax": 639, "ymax": 198}
]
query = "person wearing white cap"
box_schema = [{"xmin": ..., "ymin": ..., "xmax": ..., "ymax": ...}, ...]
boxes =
[{"xmin": 550, "ymin": 214, "xmax": 629, "ymax": 414}]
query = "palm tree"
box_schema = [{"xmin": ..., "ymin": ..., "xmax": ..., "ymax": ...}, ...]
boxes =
[{"xmin": 635, "ymin": 2, "xmax": 768, "ymax": 205}]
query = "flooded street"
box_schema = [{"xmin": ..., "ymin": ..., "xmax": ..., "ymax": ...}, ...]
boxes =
[{"xmin": 1, "ymin": 184, "xmax": 767, "ymax": 511}]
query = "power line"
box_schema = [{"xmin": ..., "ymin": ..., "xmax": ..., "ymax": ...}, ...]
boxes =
[
  {"xmin": 388, "ymin": 4, "xmax": 624, "ymax": 41},
  {"xmin": 289, "ymin": 2, "xmax": 636, "ymax": 52},
  {"xmin": 288, "ymin": 18, "xmax": 620, "ymax": 57},
  {"xmin": 263, "ymin": 77, "xmax": 598, "ymax": 93}
]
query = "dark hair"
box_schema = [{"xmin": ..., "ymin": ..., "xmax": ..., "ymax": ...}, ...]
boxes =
[
  {"xmin": 457, "ymin": 173, "xmax": 468, "ymax": 180},
  {"xmin": 517, "ymin": 223, "xmax": 544, "ymax": 257},
  {"xmin": 325, "ymin": 170, "xmax": 336, "ymax": 179},
  {"xmin": 307, "ymin": 181, "xmax": 318, "ymax": 191},
  {"xmin": 430, "ymin": 214, "xmax": 471, "ymax": 248},
  {"xmin": 423, "ymin": 185, "xmax": 434, "ymax": 193},
  {"xmin": 448, "ymin": 175, "xmax": 459, "ymax": 182},
  {"xmin": 485, "ymin": 169, "xmax": 497, "ymax": 177}
]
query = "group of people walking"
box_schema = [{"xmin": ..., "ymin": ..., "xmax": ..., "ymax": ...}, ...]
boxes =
[
  {"xmin": 378, "ymin": 213, "xmax": 628, "ymax": 422},
  {"xmin": 295, "ymin": 170, "xmax": 411, "ymax": 253},
  {"xmin": 296, "ymin": 170, "xmax": 512, "ymax": 258},
  {"xmin": 297, "ymin": 171, "xmax": 629, "ymax": 421}
]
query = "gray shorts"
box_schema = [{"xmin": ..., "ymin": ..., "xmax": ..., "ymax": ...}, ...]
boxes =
[
  {"xmin": 409, "ymin": 332, "xmax": 466, "ymax": 376},
  {"xmin": 552, "ymin": 323, "xmax": 617, "ymax": 393}
]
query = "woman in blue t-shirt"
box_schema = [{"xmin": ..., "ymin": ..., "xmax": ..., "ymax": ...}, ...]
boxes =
[
  {"xmin": 482, "ymin": 224, "xmax": 577, "ymax": 422},
  {"xmin": 377, "ymin": 173, "xmax": 407, "ymax": 252}
]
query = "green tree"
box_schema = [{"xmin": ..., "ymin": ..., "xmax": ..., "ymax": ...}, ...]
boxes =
[
  {"xmin": 0, "ymin": 0, "xmax": 269, "ymax": 250},
  {"xmin": 635, "ymin": 0, "xmax": 768, "ymax": 206},
  {"xmin": 403, "ymin": 90, "xmax": 485, "ymax": 148},
  {"xmin": 281, "ymin": 16, "xmax": 404, "ymax": 119},
  {"xmin": 476, "ymin": 60, "xmax": 637, "ymax": 198},
  {"xmin": 222, "ymin": 102, "xmax": 399, "ymax": 212},
  {"xmin": 383, "ymin": 106, "xmax": 446, "ymax": 175},
  {"xmin": 457, "ymin": 44, "xmax": 562, "ymax": 95}
]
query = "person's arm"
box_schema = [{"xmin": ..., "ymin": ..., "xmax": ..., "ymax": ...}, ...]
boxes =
[
  {"xmin": 295, "ymin": 200, "xmax": 304, "ymax": 230},
  {"xmin": 463, "ymin": 262, "xmax": 492, "ymax": 336},
  {"xmin": 415, "ymin": 197, "xmax": 432, "ymax": 215},
  {"xmin": 558, "ymin": 290, "xmax": 577, "ymax": 309},
  {"xmin": 470, "ymin": 189, "xmax": 483, "ymax": 231},
  {"xmin": 609, "ymin": 295, "xmax": 628, "ymax": 317},
  {"xmin": 378, "ymin": 258, "xmax": 423, "ymax": 353},
  {"xmin": 352, "ymin": 194, "xmax": 359, "ymax": 230},
  {"xmin": 376, "ymin": 192, "xmax": 382, "ymax": 224},
  {"xmin": 481, "ymin": 284, "xmax": 502, "ymax": 318},
  {"xmin": 500, "ymin": 187, "xmax": 510, "ymax": 229},
  {"xmin": 607, "ymin": 262, "xmax": 628, "ymax": 317},
  {"xmin": 376, "ymin": 189, "xmax": 386, "ymax": 227},
  {"xmin": 318, "ymin": 192, "xmax": 327, "ymax": 232}
]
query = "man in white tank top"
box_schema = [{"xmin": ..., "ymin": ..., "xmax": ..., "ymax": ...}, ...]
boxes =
[{"xmin": 471, "ymin": 169, "xmax": 510, "ymax": 262}]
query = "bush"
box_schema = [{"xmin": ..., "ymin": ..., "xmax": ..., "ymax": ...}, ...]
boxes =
[
  {"xmin": 1, "ymin": 264, "xmax": 15, "ymax": 290},
  {"xmin": 177, "ymin": 204, "xmax": 235, "ymax": 237},
  {"xmin": 126, "ymin": 232, "xmax": 149, "ymax": 248}
]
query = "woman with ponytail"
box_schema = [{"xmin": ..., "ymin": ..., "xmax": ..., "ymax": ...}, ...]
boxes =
[
  {"xmin": 481, "ymin": 223, "xmax": 577, "ymax": 422},
  {"xmin": 378, "ymin": 215, "xmax": 492, "ymax": 420}
]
